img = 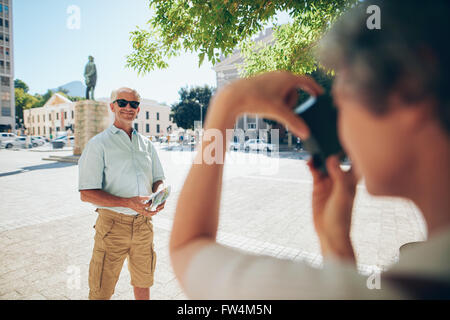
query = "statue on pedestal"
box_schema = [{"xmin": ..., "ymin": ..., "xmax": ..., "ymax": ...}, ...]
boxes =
[{"xmin": 84, "ymin": 56, "xmax": 97, "ymax": 100}]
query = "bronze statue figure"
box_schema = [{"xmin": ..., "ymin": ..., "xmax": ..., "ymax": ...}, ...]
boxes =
[{"xmin": 84, "ymin": 56, "xmax": 97, "ymax": 100}]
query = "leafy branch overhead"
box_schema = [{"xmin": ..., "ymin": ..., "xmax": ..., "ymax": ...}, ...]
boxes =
[{"xmin": 127, "ymin": 0, "xmax": 357, "ymax": 76}]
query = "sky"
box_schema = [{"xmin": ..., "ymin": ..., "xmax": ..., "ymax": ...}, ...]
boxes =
[{"xmin": 13, "ymin": 0, "xmax": 218, "ymax": 105}]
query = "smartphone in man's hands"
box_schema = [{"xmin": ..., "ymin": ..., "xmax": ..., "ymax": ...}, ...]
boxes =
[{"xmin": 144, "ymin": 186, "xmax": 171, "ymax": 211}]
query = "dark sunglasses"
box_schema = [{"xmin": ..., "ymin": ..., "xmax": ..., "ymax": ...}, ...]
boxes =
[{"xmin": 114, "ymin": 99, "xmax": 140, "ymax": 109}]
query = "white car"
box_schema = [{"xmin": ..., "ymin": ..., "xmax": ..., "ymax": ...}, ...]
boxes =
[
  {"xmin": 53, "ymin": 135, "xmax": 75, "ymax": 146},
  {"xmin": 31, "ymin": 136, "xmax": 46, "ymax": 147},
  {"xmin": 0, "ymin": 132, "xmax": 17, "ymax": 143},
  {"xmin": 244, "ymin": 139, "xmax": 277, "ymax": 152},
  {"xmin": 3, "ymin": 137, "xmax": 32, "ymax": 149}
]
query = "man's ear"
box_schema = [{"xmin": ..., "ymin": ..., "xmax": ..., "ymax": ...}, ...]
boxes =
[{"xmin": 110, "ymin": 103, "xmax": 114, "ymax": 112}]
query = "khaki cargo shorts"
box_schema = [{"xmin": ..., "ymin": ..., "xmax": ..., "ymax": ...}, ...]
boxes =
[{"xmin": 88, "ymin": 208, "xmax": 156, "ymax": 300}]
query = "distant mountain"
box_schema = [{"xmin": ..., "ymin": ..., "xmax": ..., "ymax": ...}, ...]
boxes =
[{"xmin": 52, "ymin": 81, "xmax": 86, "ymax": 97}]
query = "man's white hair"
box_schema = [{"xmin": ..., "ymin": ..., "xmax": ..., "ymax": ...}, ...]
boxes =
[{"xmin": 110, "ymin": 87, "xmax": 141, "ymax": 103}]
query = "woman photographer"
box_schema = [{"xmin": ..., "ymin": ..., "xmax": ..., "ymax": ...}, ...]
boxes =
[{"xmin": 169, "ymin": 0, "xmax": 450, "ymax": 299}]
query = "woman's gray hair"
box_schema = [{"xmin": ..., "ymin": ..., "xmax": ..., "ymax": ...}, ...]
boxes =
[
  {"xmin": 317, "ymin": 0, "xmax": 450, "ymax": 134},
  {"xmin": 110, "ymin": 87, "xmax": 141, "ymax": 102}
]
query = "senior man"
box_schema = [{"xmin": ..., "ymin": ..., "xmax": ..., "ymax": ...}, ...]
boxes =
[{"xmin": 78, "ymin": 87, "xmax": 166, "ymax": 300}]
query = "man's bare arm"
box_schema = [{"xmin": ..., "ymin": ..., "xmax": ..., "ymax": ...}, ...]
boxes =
[
  {"xmin": 152, "ymin": 180, "xmax": 164, "ymax": 193},
  {"xmin": 80, "ymin": 189, "xmax": 151, "ymax": 215}
]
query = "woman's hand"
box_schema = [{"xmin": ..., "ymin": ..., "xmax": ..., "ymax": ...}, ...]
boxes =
[
  {"xmin": 207, "ymin": 71, "xmax": 323, "ymax": 139},
  {"xmin": 308, "ymin": 156, "xmax": 361, "ymax": 263}
]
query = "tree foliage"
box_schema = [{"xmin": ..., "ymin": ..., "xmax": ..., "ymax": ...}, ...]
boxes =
[
  {"xmin": 170, "ymin": 85, "xmax": 214, "ymax": 129},
  {"xmin": 127, "ymin": 0, "xmax": 358, "ymax": 76}
]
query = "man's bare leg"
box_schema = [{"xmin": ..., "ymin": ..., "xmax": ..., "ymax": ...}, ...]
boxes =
[{"xmin": 133, "ymin": 287, "xmax": 150, "ymax": 300}]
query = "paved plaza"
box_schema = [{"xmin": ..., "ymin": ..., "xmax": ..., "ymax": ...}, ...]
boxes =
[{"xmin": 0, "ymin": 146, "xmax": 427, "ymax": 300}]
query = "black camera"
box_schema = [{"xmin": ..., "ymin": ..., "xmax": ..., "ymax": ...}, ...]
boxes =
[{"xmin": 294, "ymin": 93, "xmax": 346, "ymax": 174}]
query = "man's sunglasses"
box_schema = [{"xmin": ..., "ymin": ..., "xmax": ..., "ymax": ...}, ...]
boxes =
[{"xmin": 114, "ymin": 99, "xmax": 140, "ymax": 109}]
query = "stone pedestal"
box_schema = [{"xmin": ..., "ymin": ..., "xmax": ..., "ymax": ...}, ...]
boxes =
[{"xmin": 73, "ymin": 100, "xmax": 109, "ymax": 156}]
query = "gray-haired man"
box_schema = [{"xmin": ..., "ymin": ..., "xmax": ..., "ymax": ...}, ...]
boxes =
[{"xmin": 78, "ymin": 87, "xmax": 166, "ymax": 300}]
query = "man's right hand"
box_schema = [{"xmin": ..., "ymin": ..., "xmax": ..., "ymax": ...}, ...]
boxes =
[{"xmin": 126, "ymin": 196, "xmax": 152, "ymax": 216}]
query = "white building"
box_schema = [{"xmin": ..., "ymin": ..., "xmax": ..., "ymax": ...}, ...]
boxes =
[
  {"xmin": 212, "ymin": 28, "xmax": 274, "ymax": 141},
  {"xmin": 0, "ymin": 0, "xmax": 14, "ymax": 133},
  {"xmin": 24, "ymin": 93, "xmax": 177, "ymax": 139},
  {"xmin": 23, "ymin": 93, "xmax": 74, "ymax": 138}
]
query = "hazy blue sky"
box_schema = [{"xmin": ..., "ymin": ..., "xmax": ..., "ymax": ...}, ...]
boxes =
[{"xmin": 13, "ymin": 0, "xmax": 218, "ymax": 105}]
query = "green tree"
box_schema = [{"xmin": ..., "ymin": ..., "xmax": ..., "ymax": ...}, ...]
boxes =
[
  {"xmin": 127, "ymin": 0, "xmax": 357, "ymax": 76},
  {"xmin": 14, "ymin": 88, "xmax": 38, "ymax": 125},
  {"xmin": 171, "ymin": 85, "xmax": 214, "ymax": 129},
  {"xmin": 14, "ymin": 79, "xmax": 29, "ymax": 93}
]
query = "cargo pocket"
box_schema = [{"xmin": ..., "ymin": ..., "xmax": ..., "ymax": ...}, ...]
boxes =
[{"xmin": 89, "ymin": 249, "xmax": 106, "ymax": 291}]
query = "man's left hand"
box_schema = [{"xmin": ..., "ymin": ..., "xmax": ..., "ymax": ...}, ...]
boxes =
[{"xmin": 142, "ymin": 201, "xmax": 166, "ymax": 217}]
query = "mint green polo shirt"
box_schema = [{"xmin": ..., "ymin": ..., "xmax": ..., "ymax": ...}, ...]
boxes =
[{"xmin": 78, "ymin": 124, "xmax": 165, "ymax": 215}]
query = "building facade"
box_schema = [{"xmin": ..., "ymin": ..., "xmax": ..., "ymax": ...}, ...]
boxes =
[
  {"xmin": 212, "ymin": 28, "xmax": 274, "ymax": 142},
  {"xmin": 0, "ymin": 0, "xmax": 14, "ymax": 132},
  {"xmin": 24, "ymin": 95, "xmax": 177, "ymax": 139},
  {"xmin": 23, "ymin": 94, "xmax": 75, "ymax": 138}
]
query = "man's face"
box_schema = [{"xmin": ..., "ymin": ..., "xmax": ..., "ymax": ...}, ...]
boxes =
[{"xmin": 110, "ymin": 90, "xmax": 140, "ymax": 125}]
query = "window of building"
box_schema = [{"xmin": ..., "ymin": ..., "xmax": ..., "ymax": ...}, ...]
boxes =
[
  {"xmin": 5, "ymin": 20, "xmax": 8, "ymax": 28},
  {"xmin": 71, "ymin": 111, "xmax": 74, "ymax": 119},
  {"xmin": 5, "ymin": 36, "xmax": 8, "ymax": 43},
  {"xmin": 43, "ymin": 115, "xmax": 45, "ymax": 122},
  {"xmin": 134, "ymin": 123, "xmax": 138, "ymax": 132},
  {"xmin": 64, "ymin": 112, "xmax": 67, "ymax": 119},
  {"xmin": 157, "ymin": 112, "xmax": 160, "ymax": 121},
  {"xmin": 37, "ymin": 115, "xmax": 40, "ymax": 123},
  {"xmin": 56, "ymin": 113, "xmax": 59, "ymax": 120},
  {"xmin": 43, "ymin": 127, "xmax": 46, "ymax": 134},
  {"xmin": 0, "ymin": 19, "xmax": 3, "ymax": 27},
  {"xmin": 49, "ymin": 127, "xmax": 52, "ymax": 134},
  {"xmin": 156, "ymin": 124, "xmax": 160, "ymax": 133},
  {"xmin": 146, "ymin": 111, "xmax": 149, "ymax": 120},
  {"xmin": 4, "ymin": 6, "xmax": 8, "ymax": 16},
  {"xmin": 146, "ymin": 124, "xmax": 149, "ymax": 133},
  {"xmin": 56, "ymin": 127, "xmax": 60, "ymax": 132},
  {"xmin": 38, "ymin": 127, "xmax": 40, "ymax": 135},
  {"xmin": 49, "ymin": 114, "xmax": 52, "ymax": 121},
  {"xmin": 1, "ymin": 106, "xmax": 10, "ymax": 116},
  {"xmin": 247, "ymin": 123, "xmax": 257, "ymax": 129},
  {"xmin": 1, "ymin": 76, "xmax": 9, "ymax": 86}
]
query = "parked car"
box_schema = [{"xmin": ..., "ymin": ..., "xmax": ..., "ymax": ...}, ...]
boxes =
[
  {"xmin": 244, "ymin": 139, "xmax": 277, "ymax": 152},
  {"xmin": 34, "ymin": 135, "xmax": 50, "ymax": 143},
  {"xmin": 0, "ymin": 132, "xmax": 17, "ymax": 143},
  {"xmin": 31, "ymin": 136, "xmax": 46, "ymax": 147},
  {"xmin": 3, "ymin": 136, "xmax": 32, "ymax": 149},
  {"xmin": 53, "ymin": 135, "xmax": 75, "ymax": 146}
]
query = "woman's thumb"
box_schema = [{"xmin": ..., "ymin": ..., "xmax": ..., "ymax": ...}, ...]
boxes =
[{"xmin": 325, "ymin": 156, "xmax": 344, "ymax": 181}]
